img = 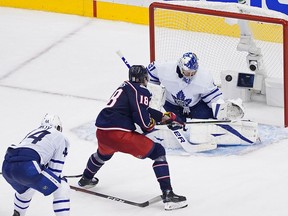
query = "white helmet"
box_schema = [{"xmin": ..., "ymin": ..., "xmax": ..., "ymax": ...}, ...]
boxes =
[{"xmin": 41, "ymin": 113, "xmax": 63, "ymax": 132}]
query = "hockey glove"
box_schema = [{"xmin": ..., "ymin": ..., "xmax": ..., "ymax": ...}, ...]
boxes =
[
  {"xmin": 161, "ymin": 112, "xmax": 185, "ymax": 130},
  {"xmin": 212, "ymin": 98, "xmax": 245, "ymax": 120},
  {"xmin": 146, "ymin": 118, "xmax": 156, "ymax": 132},
  {"xmin": 161, "ymin": 112, "xmax": 177, "ymax": 124},
  {"xmin": 60, "ymin": 176, "xmax": 68, "ymax": 183}
]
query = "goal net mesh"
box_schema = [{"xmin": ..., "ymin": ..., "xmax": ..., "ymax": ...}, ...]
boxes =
[
  {"xmin": 149, "ymin": 1, "xmax": 286, "ymax": 85},
  {"xmin": 149, "ymin": 1, "xmax": 288, "ymax": 126}
]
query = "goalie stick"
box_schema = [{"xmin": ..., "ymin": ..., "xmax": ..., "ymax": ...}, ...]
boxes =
[
  {"xmin": 171, "ymin": 128, "xmax": 217, "ymax": 153},
  {"xmin": 154, "ymin": 125, "xmax": 217, "ymax": 153},
  {"xmin": 70, "ymin": 185, "xmax": 162, "ymax": 207},
  {"xmin": 185, "ymin": 119, "xmax": 232, "ymax": 124}
]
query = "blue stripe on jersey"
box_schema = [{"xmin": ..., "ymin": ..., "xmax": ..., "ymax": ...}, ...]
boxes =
[
  {"xmin": 202, "ymin": 88, "xmax": 220, "ymax": 100},
  {"xmin": 150, "ymin": 78, "xmax": 160, "ymax": 83},
  {"xmin": 50, "ymin": 159, "xmax": 64, "ymax": 164},
  {"xmin": 205, "ymin": 93, "xmax": 223, "ymax": 105},
  {"xmin": 147, "ymin": 71, "xmax": 160, "ymax": 83}
]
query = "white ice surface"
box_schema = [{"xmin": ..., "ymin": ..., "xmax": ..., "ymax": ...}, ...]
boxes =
[{"xmin": 1, "ymin": 7, "xmax": 288, "ymax": 216}]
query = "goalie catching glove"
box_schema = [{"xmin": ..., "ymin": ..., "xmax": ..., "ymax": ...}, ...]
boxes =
[
  {"xmin": 161, "ymin": 112, "xmax": 185, "ymax": 130},
  {"xmin": 212, "ymin": 98, "xmax": 245, "ymax": 121}
]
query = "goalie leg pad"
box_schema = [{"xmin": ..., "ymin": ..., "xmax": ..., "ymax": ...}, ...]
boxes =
[
  {"xmin": 189, "ymin": 124, "xmax": 217, "ymax": 145},
  {"xmin": 215, "ymin": 120, "xmax": 258, "ymax": 145},
  {"xmin": 189, "ymin": 120, "xmax": 258, "ymax": 145}
]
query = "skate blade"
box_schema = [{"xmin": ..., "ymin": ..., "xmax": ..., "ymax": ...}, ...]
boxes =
[
  {"xmin": 80, "ymin": 185, "xmax": 96, "ymax": 189},
  {"xmin": 164, "ymin": 201, "xmax": 188, "ymax": 210}
]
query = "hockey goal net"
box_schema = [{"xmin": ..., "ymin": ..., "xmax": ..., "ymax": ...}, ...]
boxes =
[{"xmin": 149, "ymin": 1, "xmax": 288, "ymax": 127}]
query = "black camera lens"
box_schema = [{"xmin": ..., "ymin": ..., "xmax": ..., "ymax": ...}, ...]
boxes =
[{"xmin": 249, "ymin": 61, "xmax": 258, "ymax": 71}]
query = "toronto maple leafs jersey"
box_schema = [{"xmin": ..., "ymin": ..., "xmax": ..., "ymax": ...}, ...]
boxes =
[
  {"xmin": 8, "ymin": 126, "xmax": 69, "ymax": 177},
  {"xmin": 96, "ymin": 80, "xmax": 162, "ymax": 132},
  {"xmin": 147, "ymin": 60, "xmax": 223, "ymax": 108}
]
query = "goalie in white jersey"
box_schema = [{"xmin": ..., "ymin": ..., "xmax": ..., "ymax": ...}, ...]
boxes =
[
  {"xmin": 147, "ymin": 52, "xmax": 244, "ymax": 122},
  {"xmin": 2, "ymin": 114, "xmax": 70, "ymax": 216}
]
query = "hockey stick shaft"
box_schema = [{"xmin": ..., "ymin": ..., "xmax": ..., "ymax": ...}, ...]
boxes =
[
  {"xmin": 116, "ymin": 50, "xmax": 131, "ymax": 69},
  {"xmin": 185, "ymin": 120, "xmax": 231, "ymax": 124},
  {"xmin": 63, "ymin": 174, "xmax": 82, "ymax": 178},
  {"xmin": 70, "ymin": 185, "xmax": 162, "ymax": 207},
  {"xmin": 156, "ymin": 119, "xmax": 231, "ymax": 130}
]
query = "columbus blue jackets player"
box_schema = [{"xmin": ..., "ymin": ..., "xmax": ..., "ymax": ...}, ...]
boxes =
[
  {"xmin": 78, "ymin": 65, "xmax": 187, "ymax": 210},
  {"xmin": 2, "ymin": 114, "xmax": 70, "ymax": 216}
]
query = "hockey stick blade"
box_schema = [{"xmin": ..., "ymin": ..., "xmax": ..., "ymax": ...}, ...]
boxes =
[
  {"xmin": 171, "ymin": 129, "xmax": 217, "ymax": 153},
  {"xmin": 70, "ymin": 185, "xmax": 162, "ymax": 207},
  {"xmin": 152, "ymin": 125, "xmax": 217, "ymax": 153}
]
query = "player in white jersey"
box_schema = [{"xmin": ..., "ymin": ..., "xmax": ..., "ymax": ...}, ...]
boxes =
[
  {"xmin": 147, "ymin": 52, "xmax": 244, "ymax": 122},
  {"xmin": 2, "ymin": 114, "xmax": 70, "ymax": 216}
]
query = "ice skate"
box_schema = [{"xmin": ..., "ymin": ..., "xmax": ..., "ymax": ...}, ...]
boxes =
[
  {"xmin": 162, "ymin": 190, "xmax": 187, "ymax": 210},
  {"xmin": 78, "ymin": 176, "xmax": 99, "ymax": 189}
]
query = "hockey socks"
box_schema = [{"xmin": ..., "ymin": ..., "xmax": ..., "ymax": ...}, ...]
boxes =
[{"xmin": 152, "ymin": 161, "xmax": 172, "ymax": 191}]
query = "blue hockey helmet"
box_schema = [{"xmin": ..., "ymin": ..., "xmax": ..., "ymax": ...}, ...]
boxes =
[
  {"xmin": 129, "ymin": 65, "xmax": 148, "ymax": 84},
  {"xmin": 178, "ymin": 52, "xmax": 199, "ymax": 78}
]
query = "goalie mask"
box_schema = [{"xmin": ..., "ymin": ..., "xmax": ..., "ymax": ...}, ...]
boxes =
[
  {"xmin": 41, "ymin": 113, "xmax": 63, "ymax": 132},
  {"xmin": 178, "ymin": 52, "xmax": 199, "ymax": 80},
  {"xmin": 129, "ymin": 65, "xmax": 148, "ymax": 85}
]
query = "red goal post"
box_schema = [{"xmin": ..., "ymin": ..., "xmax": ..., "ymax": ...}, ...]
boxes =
[{"xmin": 149, "ymin": 1, "xmax": 288, "ymax": 127}]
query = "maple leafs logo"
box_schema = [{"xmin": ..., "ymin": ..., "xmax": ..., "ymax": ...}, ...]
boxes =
[{"xmin": 172, "ymin": 90, "xmax": 192, "ymax": 107}]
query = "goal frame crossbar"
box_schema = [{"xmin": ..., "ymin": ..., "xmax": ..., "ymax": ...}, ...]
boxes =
[{"xmin": 149, "ymin": 2, "xmax": 288, "ymax": 127}]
